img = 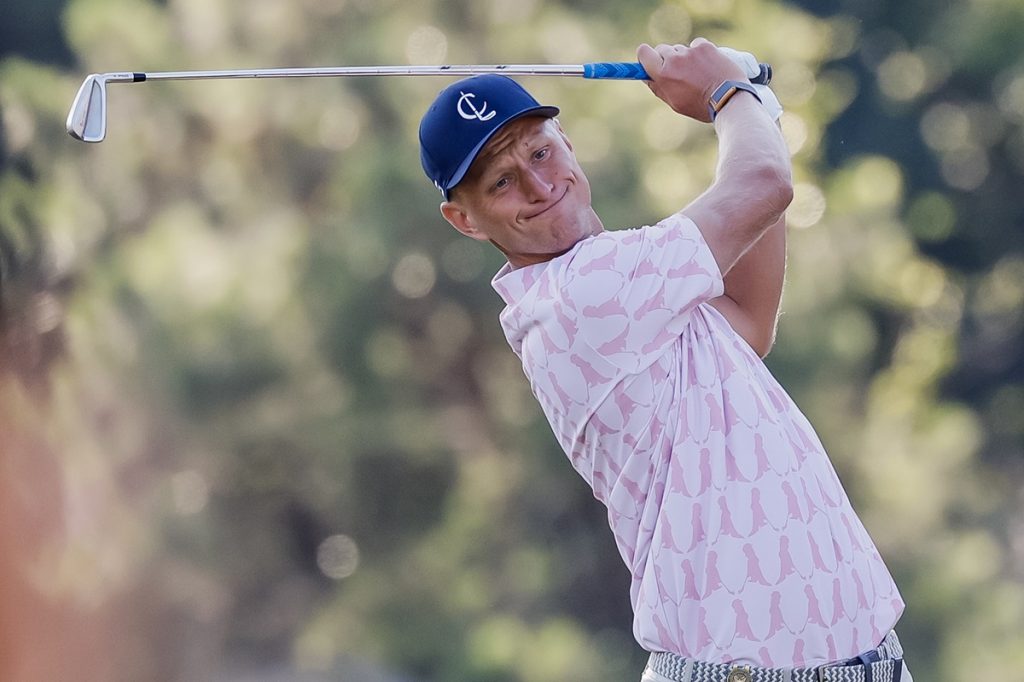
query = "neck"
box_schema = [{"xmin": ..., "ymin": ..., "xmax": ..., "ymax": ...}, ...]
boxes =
[
  {"xmin": 504, "ymin": 247, "xmax": 575, "ymax": 269},
  {"xmin": 502, "ymin": 212, "xmax": 605, "ymax": 269}
]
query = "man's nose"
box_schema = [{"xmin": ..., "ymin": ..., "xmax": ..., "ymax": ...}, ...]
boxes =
[{"xmin": 522, "ymin": 167, "xmax": 555, "ymax": 201}]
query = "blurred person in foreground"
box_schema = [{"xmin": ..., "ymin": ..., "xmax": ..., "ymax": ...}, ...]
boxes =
[{"xmin": 419, "ymin": 38, "xmax": 911, "ymax": 682}]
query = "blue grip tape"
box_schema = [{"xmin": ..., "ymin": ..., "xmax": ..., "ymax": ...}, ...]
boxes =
[
  {"xmin": 583, "ymin": 62, "xmax": 649, "ymax": 80},
  {"xmin": 583, "ymin": 61, "xmax": 773, "ymax": 85}
]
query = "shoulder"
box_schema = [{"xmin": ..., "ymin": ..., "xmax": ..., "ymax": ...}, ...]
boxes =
[
  {"xmin": 561, "ymin": 216, "xmax": 711, "ymax": 281},
  {"xmin": 575, "ymin": 215, "xmax": 706, "ymax": 256}
]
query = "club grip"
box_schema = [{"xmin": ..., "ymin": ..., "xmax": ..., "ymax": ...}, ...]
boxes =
[
  {"xmin": 583, "ymin": 61, "xmax": 772, "ymax": 85},
  {"xmin": 583, "ymin": 62, "xmax": 649, "ymax": 80}
]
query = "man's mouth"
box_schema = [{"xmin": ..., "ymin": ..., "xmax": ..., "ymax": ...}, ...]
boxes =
[{"xmin": 524, "ymin": 186, "xmax": 568, "ymax": 220}]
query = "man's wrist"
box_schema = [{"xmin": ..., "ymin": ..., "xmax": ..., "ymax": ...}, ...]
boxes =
[{"xmin": 707, "ymin": 80, "xmax": 763, "ymax": 121}]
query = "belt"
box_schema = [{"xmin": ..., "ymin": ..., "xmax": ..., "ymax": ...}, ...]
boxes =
[
  {"xmin": 647, "ymin": 656, "xmax": 902, "ymax": 682},
  {"xmin": 647, "ymin": 632, "xmax": 905, "ymax": 682}
]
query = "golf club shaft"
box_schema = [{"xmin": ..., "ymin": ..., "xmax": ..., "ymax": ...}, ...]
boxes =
[
  {"xmin": 67, "ymin": 62, "xmax": 772, "ymax": 142},
  {"xmin": 115, "ymin": 64, "xmax": 593, "ymax": 81},
  {"xmin": 85, "ymin": 61, "xmax": 772, "ymax": 84}
]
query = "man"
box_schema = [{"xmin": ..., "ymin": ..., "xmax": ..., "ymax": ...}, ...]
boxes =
[{"xmin": 419, "ymin": 39, "xmax": 911, "ymax": 682}]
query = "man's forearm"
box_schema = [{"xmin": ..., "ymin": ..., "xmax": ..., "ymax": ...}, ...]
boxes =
[
  {"xmin": 682, "ymin": 94, "xmax": 792, "ymax": 277},
  {"xmin": 710, "ymin": 94, "xmax": 792, "ymax": 248}
]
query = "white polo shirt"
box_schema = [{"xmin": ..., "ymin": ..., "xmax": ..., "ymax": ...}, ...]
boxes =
[{"xmin": 491, "ymin": 213, "xmax": 904, "ymax": 667}]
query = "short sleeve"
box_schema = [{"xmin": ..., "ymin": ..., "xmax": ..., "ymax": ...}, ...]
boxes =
[{"xmin": 560, "ymin": 214, "xmax": 724, "ymax": 371}]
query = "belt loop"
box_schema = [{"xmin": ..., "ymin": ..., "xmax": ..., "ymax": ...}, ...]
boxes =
[
  {"xmin": 892, "ymin": 659, "xmax": 903, "ymax": 682},
  {"xmin": 681, "ymin": 659, "xmax": 694, "ymax": 682},
  {"xmin": 782, "ymin": 668, "xmax": 792, "ymax": 682},
  {"xmin": 816, "ymin": 666, "xmax": 828, "ymax": 682},
  {"xmin": 857, "ymin": 655, "xmax": 873, "ymax": 682}
]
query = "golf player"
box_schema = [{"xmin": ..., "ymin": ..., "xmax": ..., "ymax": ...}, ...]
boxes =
[{"xmin": 419, "ymin": 39, "xmax": 911, "ymax": 682}]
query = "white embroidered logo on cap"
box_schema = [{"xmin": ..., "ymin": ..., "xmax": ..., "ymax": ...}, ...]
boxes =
[{"xmin": 457, "ymin": 91, "xmax": 496, "ymax": 121}]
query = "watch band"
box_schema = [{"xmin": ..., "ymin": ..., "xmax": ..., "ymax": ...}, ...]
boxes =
[{"xmin": 707, "ymin": 80, "xmax": 763, "ymax": 120}]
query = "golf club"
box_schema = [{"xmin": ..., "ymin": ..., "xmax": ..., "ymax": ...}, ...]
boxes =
[{"xmin": 66, "ymin": 61, "xmax": 772, "ymax": 143}]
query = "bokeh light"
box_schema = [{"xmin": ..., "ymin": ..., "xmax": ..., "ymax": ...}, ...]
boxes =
[
  {"xmin": 788, "ymin": 182, "xmax": 827, "ymax": 228},
  {"xmin": 392, "ymin": 252, "xmax": 437, "ymax": 299},
  {"xmin": 877, "ymin": 51, "xmax": 928, "ymax": 102},
  {"xmin": 316, "ymin": 534, "xmax": 360, "ymax": 580},
  {"xmin": 406, "ymin": 25, "xmax": 448, "ymax": 65}
]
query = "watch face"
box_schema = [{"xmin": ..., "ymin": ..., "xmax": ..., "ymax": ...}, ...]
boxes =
[
  {"xmin": 714, "ymin": 85, "xmax": 740, "ymax": 113},
  {"xmin": 708, "ymin": 81, "xmax": 761, "ymax": 120}
]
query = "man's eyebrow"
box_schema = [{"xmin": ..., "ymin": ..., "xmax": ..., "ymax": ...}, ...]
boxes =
[
  {"xmin": 482, "ymin": 127, "xmax": 547, "ymax": 165},
  {"xmin": 480, "ymin": 132, "xmax": 520, "ymax": 162},
  {"xmin": 471, "ymin": 140, "xmax": 520, "ymax": 182},
  {"xmin": 466, "ymin": 146, "xmax": 511, "ymax": 185}
]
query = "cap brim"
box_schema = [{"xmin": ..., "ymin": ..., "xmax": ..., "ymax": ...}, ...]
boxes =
[{"xmin": 444, "ymin": 105, "xmax": 560, "ymax": 197}]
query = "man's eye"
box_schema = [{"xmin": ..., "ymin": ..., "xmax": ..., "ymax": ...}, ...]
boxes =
[
  {"xmin": 534, "ymin": 148, "xmax": 549, "ymax": 161},
  {"xmin": 494, "ymin": 177, "xmax": 510, "ymax": 190}
]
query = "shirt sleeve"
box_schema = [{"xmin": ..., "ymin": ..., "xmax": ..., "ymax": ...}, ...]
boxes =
[{"xmin": 559, "ymin": 213, "xmax": 724, "ymax": 372}]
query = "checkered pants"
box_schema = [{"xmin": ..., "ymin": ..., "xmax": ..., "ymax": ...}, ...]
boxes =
[{"xmin": 641, "ymin": 631, "xmax": 912, "ymax": 682}]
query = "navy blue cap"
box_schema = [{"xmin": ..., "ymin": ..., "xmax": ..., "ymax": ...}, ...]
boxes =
[{"xmin": 419, "ymin": 74, "xmax": 559, "ymax": 199}]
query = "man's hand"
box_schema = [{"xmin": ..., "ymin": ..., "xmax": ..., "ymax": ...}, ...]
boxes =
[{"xmin": 637, "ymin": 39, "xmax": 749, "ymax": 123}]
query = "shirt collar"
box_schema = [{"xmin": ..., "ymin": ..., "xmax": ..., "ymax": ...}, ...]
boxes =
[
  {"xmin": 491, "ymin": 260, "xmax": 546, "ymax": 305},
  {"xmin": 489, "ymin": 237, "xmax": 595, "ymax": 304}
]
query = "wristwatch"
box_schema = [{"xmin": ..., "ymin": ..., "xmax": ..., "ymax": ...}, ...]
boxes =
[{"xmin": 707, "ymin": 80, "xmax": 763, "ymax": 121}]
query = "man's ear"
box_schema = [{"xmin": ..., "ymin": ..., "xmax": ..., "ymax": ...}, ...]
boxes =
[{"xmin": 440, "ymin": 201, "xmax": 489, "ymax": 242}]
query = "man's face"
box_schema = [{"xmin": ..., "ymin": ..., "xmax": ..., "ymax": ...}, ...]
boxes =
[{"xmin": 440, "ymin": 117, "xmax": 603, "ymax": 268}]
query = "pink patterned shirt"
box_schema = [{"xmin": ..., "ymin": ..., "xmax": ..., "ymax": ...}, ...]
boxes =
[{"xmin": 491, "ymin": 214, "xmax": 904, "ymax": 667}]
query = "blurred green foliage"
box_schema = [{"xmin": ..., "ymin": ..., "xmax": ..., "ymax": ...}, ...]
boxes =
[{"xmin": 2, "ymin": 0, "xmax": 1023, "ymax": 680}]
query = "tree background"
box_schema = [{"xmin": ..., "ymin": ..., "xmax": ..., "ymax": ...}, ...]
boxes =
[{"xmin": 2, "ymin": 0, "xmax": 1023, "ymax": 680}]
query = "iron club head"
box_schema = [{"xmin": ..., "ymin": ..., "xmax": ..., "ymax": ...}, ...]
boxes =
[
  {"xmin": 66, "ymin": 74, "xmax": 107, "ymax": 143},
  {"xmin": 66, "ymin": 73, "xmax": 138, "ymax": 143}
]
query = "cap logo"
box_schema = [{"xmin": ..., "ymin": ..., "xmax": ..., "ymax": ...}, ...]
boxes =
[{"xmin": 457, "ymin": 91, "xmax": 496, "ymax": 122}]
